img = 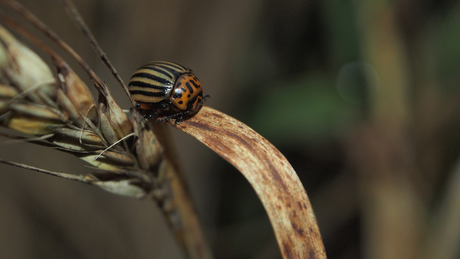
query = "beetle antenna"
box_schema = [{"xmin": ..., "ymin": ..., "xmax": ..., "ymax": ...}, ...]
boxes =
[{"xmin": 58, "ymin": 0, "xmax": 135, "ymax": 107}]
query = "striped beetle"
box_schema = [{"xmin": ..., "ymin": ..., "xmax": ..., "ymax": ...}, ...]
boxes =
[{"xmin": 128, "ymin": 61, "xmax": 206, "ymax": 123}]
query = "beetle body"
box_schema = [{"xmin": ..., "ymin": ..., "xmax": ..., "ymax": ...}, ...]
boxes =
[{"xmin": 128, "ymin": 61, "xmax": 204, "ymax": 122}]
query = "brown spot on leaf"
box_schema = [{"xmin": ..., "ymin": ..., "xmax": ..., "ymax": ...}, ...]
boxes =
[
  {"xmin": 212, "ymin": 112, "xmax": 223, "ymax": 120},
  {"xmin": 291, "ymin": 222, "xmax": 305, "ymax": 237},
  {"xmin": 297, "ymin": 201, "xmax": 303, "ymax": 210},
  {"xmin": 183, "ymin": 120, "xmax": 212, "ymax": 132}
]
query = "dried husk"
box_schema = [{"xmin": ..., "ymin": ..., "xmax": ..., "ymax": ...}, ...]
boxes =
[
  {"xmin": 0, "ymin": 23, "xmax": 150, "ymax": 192},
  {"xmin": 0, "ymin": 23, "xmax": 211, "ymax": 259}
]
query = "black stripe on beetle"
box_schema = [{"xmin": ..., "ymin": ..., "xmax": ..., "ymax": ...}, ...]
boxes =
[
  {"xmin": 157, "ymin": 61, "xmax": 188, "ymax": 71},
  {"xmin": 140, "ymin": 66, "xmax": 174, "ymax": 79},
  {"xmin": 155, "ymin": 64, "xmax": 183, "ymax": 75},
  {"xmin": 128, "ymin": 81, "xmax": 169, "ymax": 90},
  {"xmin": 129, "ymin": 90, "xmax": 167, "ymax": 97},
  {"xmin": 131, "ymin": 72, "xmax": 172, "ymax": 85}
]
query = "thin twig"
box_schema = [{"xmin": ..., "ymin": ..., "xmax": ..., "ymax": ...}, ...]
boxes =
[
  {"xmin": 0, "ymin": 158, "xmax": 93, "ymax": 184},
  {"xmin": 58, "ymin": 0, "xmax": 135, "ymax": 107}
]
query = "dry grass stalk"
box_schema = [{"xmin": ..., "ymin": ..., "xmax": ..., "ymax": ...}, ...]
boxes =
[{"xmin": 0, "ymin": 1, "xmax": 326, "ymax": 258}]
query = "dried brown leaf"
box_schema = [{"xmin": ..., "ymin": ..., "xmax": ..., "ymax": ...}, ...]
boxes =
[{"xmin": 170, "ymin": 106, "xmax": 327, "ymax": 259}]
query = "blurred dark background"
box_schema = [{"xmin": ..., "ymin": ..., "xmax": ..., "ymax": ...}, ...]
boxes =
[{"xmin": 1, "ymin": 0, "xmax": 460, "ymax": 258}]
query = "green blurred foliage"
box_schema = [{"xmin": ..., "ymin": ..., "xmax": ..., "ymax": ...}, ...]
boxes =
[
  {"xmin": 438, "ymin": 5, "xmax": 460, "ymax": 84},
  {"xmin": 250, "ymin": 75, "xmax": 357, "ymax": 145}
]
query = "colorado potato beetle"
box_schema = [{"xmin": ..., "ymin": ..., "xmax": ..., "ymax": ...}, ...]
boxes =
[{"xmin": 128, "ymin": 61, "xmax": 206, "ymax": 123}]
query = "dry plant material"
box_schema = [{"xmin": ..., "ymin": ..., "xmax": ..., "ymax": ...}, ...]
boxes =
[
  {"xmin": 0, "ymin": 1, "xmax": 326, "ymax": 258},
  {"xmin": 170, "ymin": 106, "xmax": 326, "ymax": 258},
  {"xmin": 0, "ymin": 18, "xmax": 211, "ymax": 259}
]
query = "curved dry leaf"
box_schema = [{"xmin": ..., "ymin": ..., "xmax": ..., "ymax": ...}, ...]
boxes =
[{"xmin": 170, "ymin": 106, "xmax": 327, "ymax": 259}]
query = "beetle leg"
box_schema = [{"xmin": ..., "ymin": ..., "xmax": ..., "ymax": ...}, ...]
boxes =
[
  {"xmin": 174, "ymin": 116, "xmax": 182, "ymax": 126},
  {"xmin": 141, "ymin": 112, "xmax": 157, "ymax": 122}
]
